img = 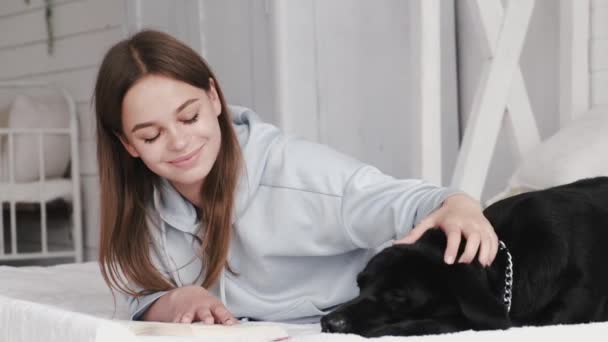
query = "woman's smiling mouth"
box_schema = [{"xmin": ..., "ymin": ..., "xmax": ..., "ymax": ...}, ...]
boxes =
[{"xmin": 169, "ymin": 145, "xmax": 203, "ymax": 168}]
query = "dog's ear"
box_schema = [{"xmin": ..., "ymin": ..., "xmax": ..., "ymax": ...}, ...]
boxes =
[{"xmin": 447, "ymin": 263, "xmax": 510, "ymax": 330}]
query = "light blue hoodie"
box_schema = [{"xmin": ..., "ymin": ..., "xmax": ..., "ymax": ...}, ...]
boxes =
[{"xmin": 125, "ymin": 106, "xmax": 459, "ymax": 323}]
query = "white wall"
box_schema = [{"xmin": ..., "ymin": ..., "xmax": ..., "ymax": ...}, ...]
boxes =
[
  {"xmin": 198, "ymin": 0, "xmax": 277, "ymax": 124},
  {"xmin": 456, "ymin": 0, "xmax": 560, "ymax": 202},
  {"xmin": 591, "ymin": 0, "xmax": 608, "ymax": 107},
  {"xmin": 0, "ymin": 0, "xmax": 127, "ymax": 260},
  {"xmin": 198, "ymin": 0, "xmax": 459, "ymax": 181},
  {"xmin": 124, "ymin": 0, "xmax": 204, "ymax": 57}
]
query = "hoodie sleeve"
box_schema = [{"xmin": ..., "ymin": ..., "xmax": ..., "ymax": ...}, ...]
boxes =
[
  {"xmin": 120, "ymin": 250, "xmax": 172, "ymax": 321},
  {"xmin": 125, "ymin": 290, "xmax": 170, "ymax": 321},
  {"xmin": 340, "ymin": 165, "xmax": 462, "ymax": 249}
]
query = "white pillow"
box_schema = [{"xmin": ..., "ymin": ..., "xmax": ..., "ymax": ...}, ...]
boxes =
[
  {"xmin": 488, "ymin": 106, "xmax": 608, "ymax": 204},
  {"xmin": 0, "ymin": 94, "xmax": 71, "ymax": 183}
]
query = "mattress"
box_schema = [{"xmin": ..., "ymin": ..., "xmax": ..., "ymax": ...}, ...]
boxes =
[{"xmin": 1, "ymin": 262, "xmax": 607, "ymax": 341}]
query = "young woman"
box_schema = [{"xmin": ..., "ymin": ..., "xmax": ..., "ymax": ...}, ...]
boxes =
[{"xmin": 95, "ymin": 30, "xmax": 498, "ymax": 325}]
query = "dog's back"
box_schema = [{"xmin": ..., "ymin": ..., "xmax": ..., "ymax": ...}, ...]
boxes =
[{"xmin": 483, "ymin": 177, "xmax": 608, "ymax": 324}]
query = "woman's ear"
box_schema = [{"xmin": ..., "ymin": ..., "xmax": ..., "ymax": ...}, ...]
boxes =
[
  {"xmin": 208, "ymin": 78, "xmax": 222, "ymax": 117},
  {"xmin": 115, "ymin": 133, "xmax": 140, "ymax": 158},
  {"xmin": 447, "ymin": 263, "xmax": 510, "ymax": 330}
]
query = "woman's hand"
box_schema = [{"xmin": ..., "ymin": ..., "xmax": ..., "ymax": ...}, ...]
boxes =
[
  {"xmin": 394, "ymin": 193, "xmax": 498, "ymax": 267},
  {"xmin": 143, "ymin": 285, "xmax": 238, "ymax": 325}
]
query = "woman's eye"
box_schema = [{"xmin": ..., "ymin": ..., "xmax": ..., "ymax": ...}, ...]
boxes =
[
  {"xmin": 184, "ymin": 113, "xmax": 199, "ymax": 124},
  {"xmin": 144, "ymin": 134, "xmax": 160, "ymax": 144}
]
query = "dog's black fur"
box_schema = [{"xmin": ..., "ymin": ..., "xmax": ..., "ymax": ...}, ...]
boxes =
[{"xmin": 321, "ymin": 177, "xmax": 608, "ymax": 337}]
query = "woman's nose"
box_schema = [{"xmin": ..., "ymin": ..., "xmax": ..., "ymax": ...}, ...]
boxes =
[{"xmin": 167, "ymin": 127, "xmax": 189, "ymax": 151}]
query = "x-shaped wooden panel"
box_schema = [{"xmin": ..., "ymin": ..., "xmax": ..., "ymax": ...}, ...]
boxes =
[{"xmin": 451, "ymin": 0, "xmax": 540, "ymax": 199}]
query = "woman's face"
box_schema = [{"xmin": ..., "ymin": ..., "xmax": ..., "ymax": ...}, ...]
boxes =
[{"xmin": 120, "ymin": 74, "xmax": 222, "ymax": 190}]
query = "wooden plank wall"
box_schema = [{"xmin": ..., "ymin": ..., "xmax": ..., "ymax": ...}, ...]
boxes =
[
  {"xmin": 591, "ymin": 0, "xmax": 608, "ymax": 107},
  {"xmin": 0, "ymin": 0, "xmax": 126, "ymax": 260}
]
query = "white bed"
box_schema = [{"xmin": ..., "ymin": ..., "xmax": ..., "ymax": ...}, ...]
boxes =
[
  {"xmin": 2, "ymin": 262, "xmax": 608, "ymax": 342},
  {"xmin": 1, "ymin": 0, "xmax": 607, "ymax": 341}
]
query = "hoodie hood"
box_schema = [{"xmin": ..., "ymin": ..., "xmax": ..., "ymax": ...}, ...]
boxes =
[{"xmin": 228, "ymin": 105, "xmax": 282, "ymax": 223}]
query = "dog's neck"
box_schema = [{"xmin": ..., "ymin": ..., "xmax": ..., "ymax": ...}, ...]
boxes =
[
  {"xmin": 415, "ymin": 230, "xmax": 515, "ymax": 313},
  {"xmin": 485, "ymin": 242, "xmax": 513, "ymax": 313}
]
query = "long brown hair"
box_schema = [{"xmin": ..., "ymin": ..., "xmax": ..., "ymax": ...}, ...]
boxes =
[{"xmin": 94, "ymin": 30, "xmax": 242, "ymax": 296}]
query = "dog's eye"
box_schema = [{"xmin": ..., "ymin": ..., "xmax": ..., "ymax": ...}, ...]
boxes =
[
  {"xmin": 383, "ymin": 289, "xmax": 408, "ymax": 300},
  {"xmin": 381, "ymin": 290, "xmax": 413, "ymax": 313}
]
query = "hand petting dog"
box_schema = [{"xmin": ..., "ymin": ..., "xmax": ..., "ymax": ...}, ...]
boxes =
[{"xmin": 394, "ymin": 193, "xmax": 499, "ymax": 267}]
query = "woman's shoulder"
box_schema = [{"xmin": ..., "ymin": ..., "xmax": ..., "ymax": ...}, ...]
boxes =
[
  {"xmin": 228, "ymin": 106, "xmax": 366, "ymax": 196},
  {"xmin": 229, "ymin": 105, "xmax": 282, "ymax": 149},
  {"xmin": 263, "ymin": 136, "xmax": 365, "ymax": 193}
]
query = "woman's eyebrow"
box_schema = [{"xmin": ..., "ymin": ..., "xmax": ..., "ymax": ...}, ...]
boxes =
[
  {"xmin": 131, "ymin": 98, "xmax": 199, "ymax": 133},
  {"xmin": 175, "ymin": 98, "xmax": 198, "ymax": 114}
]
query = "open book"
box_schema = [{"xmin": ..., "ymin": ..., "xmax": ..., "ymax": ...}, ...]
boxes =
[{"xmin": 120, "ymin": 320, "xmax": 289, "ymax": 340}]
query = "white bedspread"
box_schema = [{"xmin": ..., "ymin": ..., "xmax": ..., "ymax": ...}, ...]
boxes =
[{"xmin": 1, "ymin": 262, "xmax": 607, "ymax": 341}]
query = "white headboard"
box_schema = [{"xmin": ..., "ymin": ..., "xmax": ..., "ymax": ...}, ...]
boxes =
[{"xmin": 560, "ymin": 0, "xmax": 607, "ymax": 126}]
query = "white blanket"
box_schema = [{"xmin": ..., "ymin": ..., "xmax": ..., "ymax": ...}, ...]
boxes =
[{"xmin": 1, "ymin": 262, "xmax": 607, "ymax": 341}]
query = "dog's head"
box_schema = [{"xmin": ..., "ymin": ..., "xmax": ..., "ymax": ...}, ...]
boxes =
[{"xmin": 321, "ymin": 230, "xmax": 510, "ymax": 336}]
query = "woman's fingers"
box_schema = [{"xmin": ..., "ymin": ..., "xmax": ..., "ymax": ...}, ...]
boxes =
[
  {"xmin": 180, "ymin": 312, "xmax": 195, "ymax": 324},
  {"xmin": 478, "ymin": 234, "xmax": 492, "ymax": 266},
  {"xmin": 172, "ymin": 311, "xmax": 195, "ymax": 324},
  {"xmin": 458, "ymin": 233, "xmax": 480, "ymax": 264},
  {"xmin": 210, "ymin": 304, "xmax": 238, "ymax": 325},
  {"xmin": 395, "ymin": 215, "xmax": 438, "ymax": 245},
  {"xmin": 195, "ymin": 307, "xmax": 215, "ymax": 324},
  {"xmin": 443, "ymin": 230, "xmax": 461, "ymax": 264}
]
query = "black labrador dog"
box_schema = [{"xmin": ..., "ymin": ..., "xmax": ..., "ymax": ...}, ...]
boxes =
[{"xmin": 321, "ymin": 177, "xmax": 608, "ymax": 337}]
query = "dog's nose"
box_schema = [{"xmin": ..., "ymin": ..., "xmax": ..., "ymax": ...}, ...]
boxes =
[{"xmin": 321, "ymin": 314, "xmax": 351, "ymax": 333}]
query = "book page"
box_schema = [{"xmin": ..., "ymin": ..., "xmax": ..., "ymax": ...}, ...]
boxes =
[{"xmin": 119, "ymin": 320, "xmax": 289, "ymax": 340}]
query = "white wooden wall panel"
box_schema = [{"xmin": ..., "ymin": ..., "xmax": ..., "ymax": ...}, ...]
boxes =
[
  {"xmin": 199, "ymin": 0, "xmax": 257, "ymax": 117},
  {"xmin": 592, "ymin": 6, "xmax": 608, "ymax": 38},
  {"xmin": 591, "ymin": 0, "xmax": 608, "ymax": 9},
  {"xmin": 591, "ymin": 39, "xmax": 608, "ymax": 72},
  {"xmin": 439, "ymin": 1, "xmax": 460, "ymax": 187},
  {"xmin": 199, "ymin": 0, "xmax": 455, "ymax": 181},
  {"xmin": 0, "ymin": 0, "xmax": 126, "ymax": 260},
  {"xmin": 452, "ymin": 0, "xmax": 535, "ymax": 199},
  {"xmin": 314, "ymin": 0, "xmax": 416, "ymax": 178},
  {"xmin": 0, "ymin": 0, "xmax": 77, "ymax": 17},
  {"xmin": 78, "ymin": 139, "xmax": 97, "ymax": 176},
  {"xmin": 0, "ymin": 0, "xmax": 122, "ymax": 49},
  {"xmin": 75, "ymin": 102, "xmax": 95, "ymax": 140},
  {"xmin": 249, "ymin": 1, "xmax": 277, "ymax": 124},
  {"xmin": 415, "ymin": 0, "xmax": 442, "ymax": 185},
  {"xmin": 559, "ymin": 0, "xmax": 590, "ymax": 126},
  {"xmin": 126, "ymin": 0, "xmax": 204, "ymax": 64},
  {"xmin": 0, "ymin": 27, "xmax": 123, "ymax": 80},
  {"xmin": 591, "ymin": 1, "xmax": 608, "ymax": 107},
  {"xmin": 270, "ymin": 0, "xmax": 320, "ymax": 142},
  {"xmin": 472, "ymin": 0, "xmax": 541, "ymax": 161},
  {"xmin": 10, "ymin": 67, "xmax": 97, "ymax": 103},
  {"xmin": 195, "ymin": 1, "xmax": 277, "ymax": 123},
  {"xmin": 592, "ymin": 72, "xmax": 608, "ymax": 106}
]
